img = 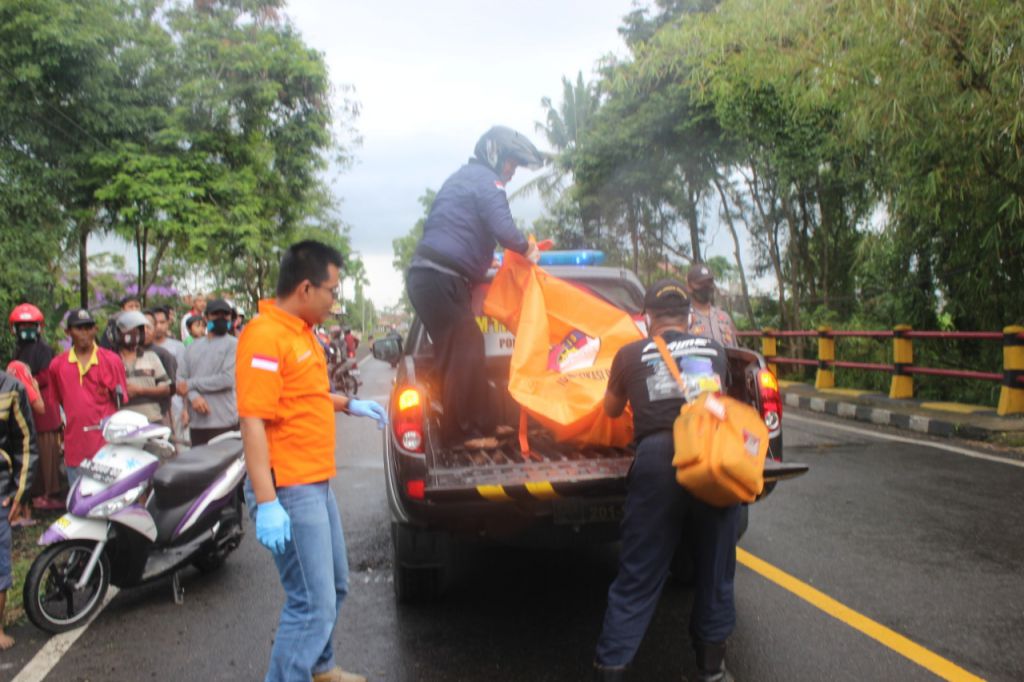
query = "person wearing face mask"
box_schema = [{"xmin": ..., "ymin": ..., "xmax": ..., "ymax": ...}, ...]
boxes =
[
  {"xmin": 7, "ymin": 304, "xmax": 63, "ymax": 511},
  {"xmin": 177, "ymin": 299, "xmax": 238, "ymax": 446},
  {"xmin": 117, "ymin": 311, "xmax": 173, "ymax": 423},
  {"xmin": 686, "ymin": 264, "xmax": 738, "ymax": 347},
  {"xmin": 406, "ymin": 126, "xmax": 543, "ymax": 449}
]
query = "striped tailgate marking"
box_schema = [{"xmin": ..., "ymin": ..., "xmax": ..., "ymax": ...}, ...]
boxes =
[
  {"xmin": 525, "ymin": 481, "xmax": 559, "ymax": 499},
  {"xmin": 475, "ymin": 481, "xmax": 561, "ymax": 501},
  {"xmin": 476, "ymin": 485, "xmax": 512, "ymax": 502}
]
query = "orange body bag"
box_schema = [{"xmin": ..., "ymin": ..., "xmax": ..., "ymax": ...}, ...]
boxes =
[{"xmin": 483, "ymin": 252, "xmax": 643, "ymax": 447}]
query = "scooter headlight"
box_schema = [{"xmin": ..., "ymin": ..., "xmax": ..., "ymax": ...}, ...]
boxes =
[{"xmin": 87, "ymin": 484, "xmax": 146, "ymax": 518}]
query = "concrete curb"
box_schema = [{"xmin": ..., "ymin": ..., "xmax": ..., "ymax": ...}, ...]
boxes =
[{"xmin": 782, "ymin": 391, "xmax": 996, "ymax": 440}]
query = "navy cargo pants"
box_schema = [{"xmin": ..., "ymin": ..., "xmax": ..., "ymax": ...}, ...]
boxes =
[{"xmin": 595, "ymin": 430, "xmax": 740, "ymax": 667}]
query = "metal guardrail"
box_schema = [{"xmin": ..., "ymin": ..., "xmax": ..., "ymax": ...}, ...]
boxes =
[{"xmin": 736, "ymin": 326, "xmax": 1024, "ymax": 416}]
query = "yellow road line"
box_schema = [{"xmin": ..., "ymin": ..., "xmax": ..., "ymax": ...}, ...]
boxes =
[{"xmin": 737, "ymin": 548, "xmax": 985, "ymax": 682}]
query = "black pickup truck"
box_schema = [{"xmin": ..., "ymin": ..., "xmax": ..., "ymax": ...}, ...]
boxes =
[{"xmin": 372, "ymin": 264, "xmax": 790, "ymax": 603}]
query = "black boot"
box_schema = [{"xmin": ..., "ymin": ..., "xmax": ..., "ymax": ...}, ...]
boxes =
[
  {"xmin": 694, "ymin": 641, "xmax": 733, "ymax": 682},
  {"xmin": 593, "ymin": 661, "xmax": 630, "ymax": 681}
]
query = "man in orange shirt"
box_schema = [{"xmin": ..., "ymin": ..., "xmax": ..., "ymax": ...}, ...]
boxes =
[{"xmin": 237, "ymin": 241, "xmax": 386, "ymax": 682}]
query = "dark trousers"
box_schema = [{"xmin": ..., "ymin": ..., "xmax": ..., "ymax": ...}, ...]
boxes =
[
  {"xmin": 190, "ymin": 425, "xmax": 239, "ymax": 447},
  {"xmin": 595, "ymin": 431, "xmax": 739, "ymax": 667},
  {"xmin": 406, "ymin": 267, "xmax": 495, "ymax": 444}
]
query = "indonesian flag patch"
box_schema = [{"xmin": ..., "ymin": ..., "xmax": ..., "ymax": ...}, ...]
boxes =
[
  {"xmin": 251, "ymin": 354, "xmax": 280, "ymax": 372},
  {"xmin": 494, "ymin": 180, "xmax": 506, "ymax": 191}
]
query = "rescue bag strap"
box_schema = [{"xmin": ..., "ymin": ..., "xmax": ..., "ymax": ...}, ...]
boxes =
[{"xmin": 652, "ymin": 335, "xmax": 688, "ymax": 392}]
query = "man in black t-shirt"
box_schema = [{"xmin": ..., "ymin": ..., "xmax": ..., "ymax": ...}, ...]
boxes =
[{"xmin": 594, "ymin": 279, "xmax": 739, "ymax": 682}]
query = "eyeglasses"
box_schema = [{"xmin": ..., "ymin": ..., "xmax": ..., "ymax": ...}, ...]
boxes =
[{"xmin": 312, "ymin": 282, "xmax": 340, "ymax": 298}]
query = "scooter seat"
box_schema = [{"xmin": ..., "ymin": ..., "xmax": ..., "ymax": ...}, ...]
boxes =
[{"xmin": 152, "ymin": 439, "xmax": 243, "ymax": 508}]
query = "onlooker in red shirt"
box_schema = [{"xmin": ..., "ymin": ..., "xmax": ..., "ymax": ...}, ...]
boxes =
[
  {"xmin": 49, "ymin": 309, "xmax": 128, "ymax": 488},
  {"xmin": 343, "ymin": 327, "xmax": 358, "ymax": 358}
]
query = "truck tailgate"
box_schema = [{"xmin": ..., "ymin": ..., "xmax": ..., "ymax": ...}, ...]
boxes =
[{"xmin": 426, "ymin": 431, "xmax": 633, "ymax": 502}]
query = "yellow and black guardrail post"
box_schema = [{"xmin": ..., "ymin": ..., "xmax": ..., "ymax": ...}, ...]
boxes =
[
  {"xmin": 815, "ymin": 326, "xmax": 834, "ymax": 389},
  {"xmin": 998, "ymin": 325, "xmax": 1024, "ymax": 416},
  {"xmin": 890, "ymin": 325, "xmax": 913, "ymax": 399},
  {"xmin": 761, "ymin": 328, "xmax": 778, "ymax": 378}
]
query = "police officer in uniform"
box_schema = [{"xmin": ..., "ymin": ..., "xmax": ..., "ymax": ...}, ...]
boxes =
[{"xmin": 594, "ymin": 279, "xmax": 739, "ymax": 682}]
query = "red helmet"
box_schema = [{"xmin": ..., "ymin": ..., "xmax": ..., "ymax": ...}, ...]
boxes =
[{"xmin": 9, "ymin": 303, "xmax": 44, "ymax": 326}]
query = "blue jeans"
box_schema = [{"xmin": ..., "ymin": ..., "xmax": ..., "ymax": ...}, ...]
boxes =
[
  {"xmin": 595, "ymin": 431, "xmax": 739, "ymax": 667},
  {"xmin": 66, "ymin": 466, "xmax": 81, "ymax": 490},
  {"xmin": 245, "ymin": 479, "xmax": 349, "ymax": 682}
]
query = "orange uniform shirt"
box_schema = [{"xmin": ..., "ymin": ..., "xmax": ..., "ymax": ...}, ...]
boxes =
[{"xmin": 236, "ymin": 300, "xmax": 335, "ymax": 487}]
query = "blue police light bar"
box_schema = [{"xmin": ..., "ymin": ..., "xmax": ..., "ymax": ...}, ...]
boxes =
[
  {"xmin": 538, "ymin": 250, "xmax": 606, "ymax": 266},
  {"xmin": 492, "ymin": 249, "xmax": 606, "ymax": 267}
]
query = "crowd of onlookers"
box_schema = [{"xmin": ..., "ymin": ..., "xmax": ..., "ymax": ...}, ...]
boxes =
[
  {"xmin": 7, "ymin": 293, "xmax": 247, "ymax": 513},
  {"xmin": 0, "ymin": 292, "xmax": 248, "ymax": 646}
]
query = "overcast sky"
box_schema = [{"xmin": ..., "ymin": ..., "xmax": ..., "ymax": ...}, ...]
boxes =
[
  {"xmin": 98, "ymin": 1, "xmax": 758, "ymax": 307},
  {"xmin": 284, "ymin": 0, "xmax": 639, "ymax": 307}
]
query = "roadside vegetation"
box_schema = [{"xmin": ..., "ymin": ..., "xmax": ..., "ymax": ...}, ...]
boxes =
[
  {"xmin": 0, "ymin": 0, "xmax": 364, "ymax": 358},
  {"xmin": 528, "ymin": 1, "xmax": 1024, "ymax": 404}
]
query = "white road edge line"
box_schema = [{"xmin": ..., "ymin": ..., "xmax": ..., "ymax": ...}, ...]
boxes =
[
  {"xmin": 13, "ymin": 586, "xmax": 120, "ymax": 682},
  {"xmin": 786, "ymin": 412, "xmax": 1024, "ymax": 469}
]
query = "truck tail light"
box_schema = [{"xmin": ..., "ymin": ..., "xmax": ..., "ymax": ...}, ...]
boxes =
[
  {"xmin": 394, "ymin": 387, "xmax": 424, "ymax": 453},
  {"xmin": 758, "ymin": 369, "xmax": 782, "ymax": 432},
  {"xmin": 405, "ymin": 479, "xmax": 425, "ymax": 500}
]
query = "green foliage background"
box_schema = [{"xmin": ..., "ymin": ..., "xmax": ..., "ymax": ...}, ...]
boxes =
[{"xmin": 0, "ymin": 0, "xmax": 362, "ymax": 357}]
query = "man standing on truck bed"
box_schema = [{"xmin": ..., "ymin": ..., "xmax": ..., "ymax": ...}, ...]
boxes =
[
  {"xmin": 405, "ymin": 125, "xmax": 542, "ymax": 449},
  {"xmin": 594, "ymin": 279, "xmax": 739, "ymax": 682},
  {"xmin": 237, "ymin": 240, "xmax": 387, "ymax": 682}
]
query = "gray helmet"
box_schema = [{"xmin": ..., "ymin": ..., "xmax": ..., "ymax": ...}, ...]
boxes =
[
  {"xmin": 473, "ymin": 126, "xmax": 544, "ymax": 172},
  {"xmin": 115, "ymin": 310, "xmax": 148, "ymax": 333}
]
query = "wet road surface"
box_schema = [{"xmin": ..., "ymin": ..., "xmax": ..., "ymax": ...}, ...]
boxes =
[{"xmin": 5, "ymin": 355, "xmax": 1022, "ymax": 681}]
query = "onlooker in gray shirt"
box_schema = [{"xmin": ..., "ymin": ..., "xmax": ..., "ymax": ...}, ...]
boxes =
[{"xmin": 176, "ymin": 299, "xmax": 238, "ymax": 446}]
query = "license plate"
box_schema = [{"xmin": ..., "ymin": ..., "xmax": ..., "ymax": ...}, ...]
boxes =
[
  {"xmin": 350, "ymin": 368, "xmax": 360, "ymax": 377},
  {"xmin": 553, "ymin": 499, "xmax": 624, "ymax": 525}
]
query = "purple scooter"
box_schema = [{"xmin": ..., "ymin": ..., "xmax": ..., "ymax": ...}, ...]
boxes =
[{"xmin": 24, "ymin": 409, "xmax": 246, "ymax": 633}]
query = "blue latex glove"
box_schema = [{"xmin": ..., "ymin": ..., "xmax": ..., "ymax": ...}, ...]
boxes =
[
  {"xmin": 348, "ymin": 398, "xmax": 388, "ymax": 429},
  {"xmin": 256, "ymin": 499, "xmax": 291, "ymax": 555}
]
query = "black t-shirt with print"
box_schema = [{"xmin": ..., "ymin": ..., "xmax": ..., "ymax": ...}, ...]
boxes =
[{"xmin": 607, "ymin": 330, "xmax": 729, "ymax": 443}]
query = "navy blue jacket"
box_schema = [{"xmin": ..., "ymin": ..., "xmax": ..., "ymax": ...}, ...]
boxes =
[{"xmin": 414, "ymin": 159, "xmax": 530, "ymax": 283}]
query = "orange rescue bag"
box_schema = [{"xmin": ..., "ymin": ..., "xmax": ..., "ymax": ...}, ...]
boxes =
[
  {"xmin": 483, "ymin": 251, "xmax": 643, "ymax": 447},
  {"xmin": 652, "ymin": 336, "xmax": 768, "ymax": 506}
]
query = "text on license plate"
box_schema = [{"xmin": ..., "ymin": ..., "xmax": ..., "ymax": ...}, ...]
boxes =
[{"xmin": 553, "ymin": 499, "xmax": 624, "ymax": 525}]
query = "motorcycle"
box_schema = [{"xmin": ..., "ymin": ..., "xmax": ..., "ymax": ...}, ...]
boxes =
[
  {"xmin": 331, "ymin": 354, "xmax": 360, "ymax": 396},
  {"xmin": 24, "ymin": 410, "xmax": 246, "ymax": 633}
]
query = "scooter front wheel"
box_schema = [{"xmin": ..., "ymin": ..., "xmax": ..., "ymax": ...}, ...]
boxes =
[{"xmin": 24, "ymin": 540, "xmax": 110, "ymax": 634}]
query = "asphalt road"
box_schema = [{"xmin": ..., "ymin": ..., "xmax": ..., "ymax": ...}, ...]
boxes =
[{"xmin": 4, "ymin": 356, "xmax": 1023, "ymax": 681}]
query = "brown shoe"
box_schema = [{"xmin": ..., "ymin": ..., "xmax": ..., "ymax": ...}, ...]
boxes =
[
  {"xmin": 463, "ymin": 436, "xmax": 499, "ymax": 449},
  {"xmin": 494, "ymin": 425, "xmax": 516, "ymax": 438},
  {"xmin": 312, "ymin": 667, "xmax": 367, "ymax": 682}
]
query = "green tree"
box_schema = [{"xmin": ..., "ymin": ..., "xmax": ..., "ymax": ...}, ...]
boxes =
[{"xmin": 0, "ymin": 0, "xmax": 145, "ymax": 306}]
